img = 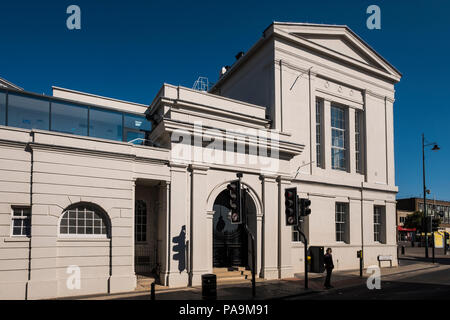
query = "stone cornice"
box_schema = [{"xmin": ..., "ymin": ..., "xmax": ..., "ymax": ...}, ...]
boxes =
[
  {"xmin": 364, "ymin": 89, "xmax": 395, "ymax": 103},
  {"xmin": 162, "ymin": 118, "xmax": 305, "ymax": 160},
  {"xmin": 189, "ymin": 163, "xmax": 210, "ymax": 173}
]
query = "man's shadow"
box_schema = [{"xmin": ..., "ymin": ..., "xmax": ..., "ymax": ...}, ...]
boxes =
[{"xmin": 172, "ymin": 225, "xmax": 186, "ymax": 272}]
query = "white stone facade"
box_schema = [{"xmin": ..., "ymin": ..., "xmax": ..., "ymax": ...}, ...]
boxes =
[{"xmin": 0, "ymin": 22, "xmax": 401, "ymax": 299}]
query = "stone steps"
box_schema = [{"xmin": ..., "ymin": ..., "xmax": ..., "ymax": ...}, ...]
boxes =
[
  {"xmin": 135, "ymin": 267, "xmax": 257, "ymax": 290},
  {"xmin": 213, "ymin": 267, "xmax": 253, "ymax": 283}
]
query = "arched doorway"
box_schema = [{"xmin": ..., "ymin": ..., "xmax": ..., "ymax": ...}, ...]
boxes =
[{"xmin": 212, "ymin": 189, "xmax": 257, "ymax": 269}]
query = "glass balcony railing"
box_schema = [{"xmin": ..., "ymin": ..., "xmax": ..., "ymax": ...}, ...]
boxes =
[{"xmin": 0, "ymin": 88, "xmax": 152, "ymax": 145}]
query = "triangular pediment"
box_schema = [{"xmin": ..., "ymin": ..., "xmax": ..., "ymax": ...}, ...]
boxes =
[
  {"xmin": 272, "ymin": 22, "xmax": 401, "ymax": 81},
  {"xmin": 294, "ymin": 34, "xmax": 382, "ymax": 67}
]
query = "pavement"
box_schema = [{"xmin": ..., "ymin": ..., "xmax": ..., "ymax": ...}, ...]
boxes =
[{"xmin": 75, "ymin": 252, "xmax": 442, "ymax": 300}]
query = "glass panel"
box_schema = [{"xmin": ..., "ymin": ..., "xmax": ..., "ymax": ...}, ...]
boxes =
[
  {"xmin": 332, "ymin": 129, "xmax": 345, "ymax": 148},
  {"xmin": 51, "ymin": 102, "xmax": 88, "ymax": 136},
  {"xmin": 89, "ymin": 108, "xmax": 123, "ymax": 141},
  {"xmin": 124, "ymin": 114, "xmax": 151, "ymax": 131},
  {"xmin": 126, "ymin": 130, "xmax": 145, "ymax": 144},
  {"xmin": 22, "ymin": 208, "xmax": 31, "ymax": 216},
  {"xmin": 68, "ymin": 217, "xmax": 76, "ymax": 227},
  {"xmin": 0, "ymin": 91, "xmax": 5, "ymax": 125},
  {"xmin": 7, "ymin": 93, "xmax": 49, "ymax": 130}
]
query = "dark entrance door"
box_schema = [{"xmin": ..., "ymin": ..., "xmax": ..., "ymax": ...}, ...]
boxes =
[{"xmin": 213, "ymin": 190, "xmax": 252, "ymax": 268}]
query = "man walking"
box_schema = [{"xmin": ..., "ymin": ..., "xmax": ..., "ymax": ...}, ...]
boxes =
[{"xmin": 324, "ymin": 248, "xmax": 334, "ymax": 289}]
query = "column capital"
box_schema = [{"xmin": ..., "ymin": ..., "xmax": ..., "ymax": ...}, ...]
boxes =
[
  {"xmin": 277, "ymin": 175, "xmax": 292, "ymax": 185},
  {"xmin": 169, "ymin": 162, "xmax": 189, "ymax": 171},
  {"xmin": 259, "ymin": 174, "xmax": 278, "ymax": 183},
  {"xmin": 189, "ymin": 164, "xmax": 210, "ymax": 174}
]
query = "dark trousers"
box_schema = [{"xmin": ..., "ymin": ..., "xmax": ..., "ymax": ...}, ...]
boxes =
[{"xmin": 324, "ymin": 268, "xmax": 332, "ymax": 287}]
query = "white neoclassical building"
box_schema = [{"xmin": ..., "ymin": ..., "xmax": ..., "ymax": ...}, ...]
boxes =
[{"xmin": 0, "ymin": 22, "xmax": 401, "ymax": 299}]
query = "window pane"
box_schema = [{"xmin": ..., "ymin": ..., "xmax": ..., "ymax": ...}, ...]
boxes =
[
  {"xmin": 51, "ymin": 102, "xmax": 88, "ymax": 136},
  {"xmin": 126, "ymin": 130, "xmax": 145, "ymax": 144},
  {"xmin": 8, "ymin": 93, "xmax": 49, "ymax": 130},
  {"xmin": 89, "ymin": 108, "xmax": 123, "ymax": 141},
  {"xmin": 316, "ymin": 99, "xmax": 322, "ymax": 167},
  {"xmin": 332, "ymin": 130, "xmax": 345, "ymax": 148},
  {"xmin": 13, "ymin": 227, "xmax": 22, "ymax": 235},
  {"xmin": 124, "ymin": 114, "xmax": 151, "ymax": 131},
  {"xmin": 0, "ymin": 91, "xmax": 5, "ymax": 125}
]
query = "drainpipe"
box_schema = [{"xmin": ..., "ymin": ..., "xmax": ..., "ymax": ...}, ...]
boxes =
[
  {"xmin": 25, "ymin": 132, "xmax": 35, "ymax": 300},
  {"xmin": 279, "ymin": 59, "xmax": 283, "ymax": 132},
  {"xmin": 360, "ymin": 182, "xmax": 364, "ymax": 271}
]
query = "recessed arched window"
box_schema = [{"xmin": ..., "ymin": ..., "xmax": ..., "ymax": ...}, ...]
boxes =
[{"xmin": 59, "ymin": 203, "xmax": 110, "ymax": 238}]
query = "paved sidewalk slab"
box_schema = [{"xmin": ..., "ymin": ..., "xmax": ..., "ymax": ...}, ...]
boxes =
[{"xmin": 76, "ymin": 261, "xmax": 441, "ymax": 300}]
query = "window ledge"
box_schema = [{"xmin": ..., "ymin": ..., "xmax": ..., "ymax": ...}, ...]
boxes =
[
  {"xmin": 4, "ymin": 237, "xmax": 31, "ymax": 243},
  {"xmin": 57, "ymin": 237, "xmax": 110, "ymax": 242}
]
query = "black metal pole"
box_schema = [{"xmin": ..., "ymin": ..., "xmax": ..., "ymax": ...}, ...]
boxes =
[
  {"xmin": 250, "ymin": 230, "xmax": 256, "ymax": 298},
  {"xmin": 295, "ymin": 225, "xmax": 308, "ymax": 290},
  {"xmin": 151, "ymin": 282, "xmax": 155, "ymax": 300},
  {"xmin": 359, "ymin": 253, "xmax": 363, "ymax": 277},
  {"xmin": 445, "ymin": 234, "xmax": 448, "ymax": 255},
  {"xmin": 241, "ymin": 184, "xmax": 256, "ymax": 299},
  {"xmin": 423, "ymin": 133, "xmax": 429, "ymax": 259},
  {"xmin": 432, "ymin": 232, "xmax": 435, "ymax": 263},
  {"xmin": 244, "ymin": 224, "xmax": 256, "ymax": 298}
]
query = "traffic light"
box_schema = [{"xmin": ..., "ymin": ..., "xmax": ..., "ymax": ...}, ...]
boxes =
[
  {"xmin": 284, "ymin": 187, "xmax": 298, "ymax": 226},
  {"xmin": 432, "ymin": 218, "xmax": 440, "ymax": 232},
  {"xmin": 227, "ymin": 180, "xmax": 242, "ymax": 224},
  {"xmin": 299, "ymin": 198, "xmax": 312, "ymax": 217}
]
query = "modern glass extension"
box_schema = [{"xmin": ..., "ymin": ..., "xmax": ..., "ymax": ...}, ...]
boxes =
[{"xmin": 0, "ymin": 88, "xmax": 151, "ymax": 145}]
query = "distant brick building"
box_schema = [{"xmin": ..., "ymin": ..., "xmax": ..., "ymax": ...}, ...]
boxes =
[{"xmin": 397, "ymin": 198, "xmax": 450, "ymax": 229}]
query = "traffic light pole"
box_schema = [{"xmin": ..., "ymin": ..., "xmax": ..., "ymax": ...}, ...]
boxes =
[
  {"xmin": 422, "ymin": 134, "xmax": 429, "ymax": 259},
  {"xmin": 432, "ymin": 232, "xmax": 435, "ymax": 263},
  {"xmin": 238, "ymin": 176, "xmax": 256, "ymax": 299},
  {"xmin": 244, "ymin": 223, "xmax": 256, "ymax": 298},
  {"xmin": 295, "ymin": 225, "xmax": 308, "ymax": 290}
]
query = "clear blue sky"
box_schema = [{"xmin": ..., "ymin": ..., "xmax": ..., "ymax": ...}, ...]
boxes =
[{"xmin": 0, "ymin": 0, "xmax": 448, "ymax": 200}]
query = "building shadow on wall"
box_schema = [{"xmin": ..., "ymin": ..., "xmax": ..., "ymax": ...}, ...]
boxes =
[{"xmin": 172, "ymin": 225, "xmax": 186, "ymax": 272}]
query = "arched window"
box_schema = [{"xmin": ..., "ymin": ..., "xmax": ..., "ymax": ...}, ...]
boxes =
[{"xmin": 59, "ymin": 203, "xmax": 110, "ymax": 238}]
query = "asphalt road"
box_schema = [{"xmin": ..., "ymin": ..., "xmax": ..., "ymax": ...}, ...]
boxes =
[{"xmin": 291, "ymin": 264, "xmax": 450, "ymax": 300}]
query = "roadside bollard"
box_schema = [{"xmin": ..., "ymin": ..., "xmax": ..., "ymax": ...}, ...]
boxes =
[
  {"xmin": 401, "ymin": 246, "xmax": 405, "ymax": 255},
  {"xmin": 151, "ymin": 282, "xmax": 155, "ymax": 300}
]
